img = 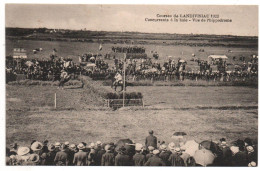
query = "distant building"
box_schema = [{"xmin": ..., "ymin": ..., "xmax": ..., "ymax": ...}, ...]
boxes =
[{"xmin": 13, "ymin": 48, "xmax": 27, "ymax": 59}]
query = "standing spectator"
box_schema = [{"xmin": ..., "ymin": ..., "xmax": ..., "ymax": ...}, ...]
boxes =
[
  {"xmin": 54, "ymin": 144, "xmax": 69, "ymax": 166},
  {"xmin": 73, "ymin": 143, "xmax": 88, "ymax": 166},
  {"xmin": 159, "ymin": 144, "xmax": 171, "ymax": 166},
  {"xmin": 87, "ymin": 142, "xmax": 96, "ymax": 166},
  {"xmin": 168, "ymin": 147, "xmax": 185, "ymax": 166},
  {"xmin": 133, "ymin": 143, "xmax": 146, "ymax": 166},
  {"xmin": 45, "ymin": 144, "xmax": 56, "ymax": 165},
  {"xmin": 146, "ymin": 146, "xmax": 154, "ymax": 161},
  {"xmin": 145, "ymin": 130, "xmax": 157, "ymax": 149},
  {"xmin": 31, "ymin": 141, "xmax": 44, "ymax": 156},
  {"xmin": 144, "ymin": 149, "xmax": 165, "ymax": 166},
  {"xmin": 101, "ymin": 144, "xmax": 115, "ymax": 166},
  {"xmin": 115, "ymin": 146, "xmax": 131, "ymax": 166},
  {"xmin": 9, "ymin": 143, "xmax": 18, "ymax": 156},
  {"xmin": 68, "ymin": 144, "xmax": 77, "ymax": 165},
  {"xmin": 54, "ymin": 142, "xmax": 61, "ymax": 153},
  {"xmin": 95, "ymin": 141, "xmax": 104, "ymax": 166},
  {"xmin": 42, "ymin": 140, "xmax": 49, "ymax": 154}
]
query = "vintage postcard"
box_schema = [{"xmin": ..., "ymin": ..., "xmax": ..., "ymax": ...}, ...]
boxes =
[{"xmin": 4, "ymin": 3, "xmax": 258, "ymax": 168}]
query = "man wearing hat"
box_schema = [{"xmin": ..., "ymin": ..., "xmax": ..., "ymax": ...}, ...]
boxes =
[
  {"xmin": 9, "ymin": 143, "xmax": 18, "ymax": 156},
  {"xmin": 231, "ymin": 143, "xmax": 248, "ymax": 166},
  {"xmin": 144, "ymin": 149, "xmax": 165, "ymax": 166},
  {"xmin": 218, "ymin": 138, "xmax": 232, "ymax": 166},
  {"xmin": 168, "ymin": 147, "xmax": 185, "ymax": 166},
  {"xmin": 23, "ymin": 154, "xmax": 41, "ymax": 165},
  {"xmin": 101, "ymin": 144, "xmax": 115, "ymax": 166},
  {"xmin": 73, "ymin": 143, "xmax": 88, "ymax": 166},
  {"xmin": 159, "ymin": 144, "xmax": 171, "ymax": 166},
  {"xmin": 42, "ymin": 140, "xmax": 49, "ymax": 154},
  {"xmin": 95, "ymin": 141, "xmax": 104, "ymax": 166},
  {"xmin": 67, "ymin": 144, "xmax": 77, "ymax": 166},
  {"xmin": 146, "ymin": 146, "xmax": 154, "ymax": 161},
  {"xmin": 31, "ymin": 141, "xmax": 44, "ymax": 156},
  {"xmin": 145, "ymin": 130, "xmax": 157, "ymax": 149},
  {"xmin": 87, "ymin": 143, "xmax": 96, "ymax": 166},
  {"xmin": 16, "ymin": 147, "xmax": 31, "ymax": 165},
  {"xmin": 54, "ymin": 142, "xmax": 61, "ymax": 153},
  {"xmin": 133, "ymin": 143, "xmax": 146, "ymax": 166},
  {"xmin": 115, "ymin": 146, "xmax": 132, "ymax": 166},
  {"xmin": 54, "ymin": 144, "xmax": 69, "ymax": 166},
  {"xmin": 45, "ymin": 144, "xmax": 56, "ymax": 165}
]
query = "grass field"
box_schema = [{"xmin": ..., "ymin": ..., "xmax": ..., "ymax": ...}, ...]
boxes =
[
  {"xmin": 5, "ymin": 38, "xmax": 258, "ymax": 148},
  {"xmin": 6, "ymin": 83, "xmax": 258, "ymax": 147}
]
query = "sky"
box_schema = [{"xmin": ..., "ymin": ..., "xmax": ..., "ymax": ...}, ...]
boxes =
[{"xmin": 5, "ymin": 4, "xmax": 258, "ymax": 36}]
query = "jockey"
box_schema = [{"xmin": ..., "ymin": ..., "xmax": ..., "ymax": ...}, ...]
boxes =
[
  {"xmin": 60, "ymin": 69, "xmax": 69, "ymax": 80},
  {"xmin": 114, "ymin": 71, "xmax": 123, "ymax": 84}
]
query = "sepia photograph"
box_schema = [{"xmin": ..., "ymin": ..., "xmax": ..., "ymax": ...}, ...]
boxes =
[{"xmin": 4, "ymin": 2, "xmax": 258, "ymax": 167}]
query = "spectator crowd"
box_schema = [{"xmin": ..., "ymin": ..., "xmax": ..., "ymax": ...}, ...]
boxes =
[{"xmin": 6, "ymin": 130, "xmax": 257, "ymax": 167}]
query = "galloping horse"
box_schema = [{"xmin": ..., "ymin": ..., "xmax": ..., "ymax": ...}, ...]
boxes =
[{"xmin": 58, "ymin": 71, "xmax": 71, "ymax": 89}]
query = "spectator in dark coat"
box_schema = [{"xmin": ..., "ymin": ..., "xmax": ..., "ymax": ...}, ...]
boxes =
[
  {"xmin": 95, "ymin": 141, "xmax": 105, "ymax": 166},
  {"xmin": 146, "ymin": 146, "xmax": 154, "ymax": 161},
  {"xmin": 144, "ymin": 149, "xmax": 165, "ymax": 166},
  {"xmin": 54, "ymin": 144, "xmax": 69, "ymax": 166},
  {"xmin": 68, "ymin": 144, "xmax": 77, "ymax": 166},
  {"xmin": 45, "ymin": 144, "xmax": 56, "ymax": 165},
  {"xmin": 87, "ymin": 143, "xmax": 96, "ymax": 166},
  {"xmin": 115, "ymin": 146, "xmax": 131, "ymax": 166},
  {"xmin": 145, "ymin": 130, "xmax": 157, "ymax": 149},
  {"xmin": 168, "ymin": 147, "xmax": 185, "ymax": 166},
  {"xmin": 31, "ymin": 141, "xmax": 44, "ymax": 156},
  {"xmin": 230, "ymin": 145, "xmax": 248, "ymax": 166},
  {"xmin": 73, "ymin": 143, "xmax": 88, "ymax": 166},
  {"xmin": 101, "ymin": 145, "xmax": 115, "ymax": 166},
  {"xmin": 133, "ymin": 143, "xmax": 146, "ymax": 166},
  {"xmin": 159, "ymin": 144, "xmax": 171, "ymax": 166},
  {"xmin": 9, "ymin": 143, "xmax": 18, "ymax": 156}
]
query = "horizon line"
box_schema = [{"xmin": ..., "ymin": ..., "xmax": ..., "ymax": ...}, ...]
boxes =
[{"xmin": 5, "ymin": 26, "xmax": 259, "ymax": 38}]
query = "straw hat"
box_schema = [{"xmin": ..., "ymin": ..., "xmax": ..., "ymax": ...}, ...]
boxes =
[
  {"xmin": 175, "ymin": 147, "xmax": 181, "ymax": 153},
  {"xmin": 48, "ymin": 144, "xmax": 55, "ymax": 151},
  {"xmin": 96, "ymin": 141, "xmax": 102, "ymax": 146},
  {"xmin": 29, "ymin": 154, "xmax": 40, "ymax": 163},
  {"xmin": 230, "ymin": 146, "xmax": 239, "ymax": 155},
  {"xmin": 31, "ymin": 141, "xmax": 43, "ymax": 151},
  {"xmin": 77, "ymin": 143, "xmax": 85, "ymax": 150},
  {"xmin": 64, "ymin": 141, "xmax": 70, "ymax": 146},
  {"xmin": 105, "ymin": 144, "xmax": 111, "ymax": 151},
  {"xmin": 160, "ymin": 144, "xmax": 167, "ymax": 151},
  {"xmin": 168, "ymin": 142, "xmax": 175, "ymax": 150},
  {"xmin": 246, "ymin": 146, "xmax": 254, "ymax": 153},
  {"xmin": 248, "ymin": 161, "xmax": 256, "ymax": 167},
  {"xmin": 55, "ymin": 142, "xmax": 61, "ymax": 147},
  {"xmin": 70, "ymin": 144, "xmax": 76, "ymax": 150},
  {"xmin": 89, "ymin": 142, "xmax": 95, "ymax": 149},
  {"xmin": 153, "ymin": 149, "xmax": 160, "ymax": 155},
  {"xmin": 17, "ymin": 147, "xmax": 30, "ymax": 156},
  {"xmin": 148, "ymin": 146, "xmax": 155, "ymax": 151},
  {"xmin": 135, "ymin": 143, "xmax": 143, "ymax": 151}
]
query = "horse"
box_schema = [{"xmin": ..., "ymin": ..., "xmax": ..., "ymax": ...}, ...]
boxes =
[
  {"xmin": 113, "ymin": 80, "xmax": 127, "ymax": 92},
  {"xmin": 106, "ymin": 72, "xmax": 127, "ymax": 92},
  {"xmin": 58, "ymin": 75, "xmax": 71, "ymax": 89}
]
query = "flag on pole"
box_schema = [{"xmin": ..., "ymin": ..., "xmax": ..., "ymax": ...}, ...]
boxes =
[{"xmin": 99, "ymin": 44, "xmax": 102, "ymax": 51}]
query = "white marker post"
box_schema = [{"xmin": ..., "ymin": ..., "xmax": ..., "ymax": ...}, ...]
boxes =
[{"xmin": 54, "ymin": 93, "xmax": 57, "ymax": 109}]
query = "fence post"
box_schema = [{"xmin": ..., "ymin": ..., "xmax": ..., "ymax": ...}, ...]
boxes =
[{"xmin": 142, "ymin": 99, "xmax": 144, "ymax": 107}]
